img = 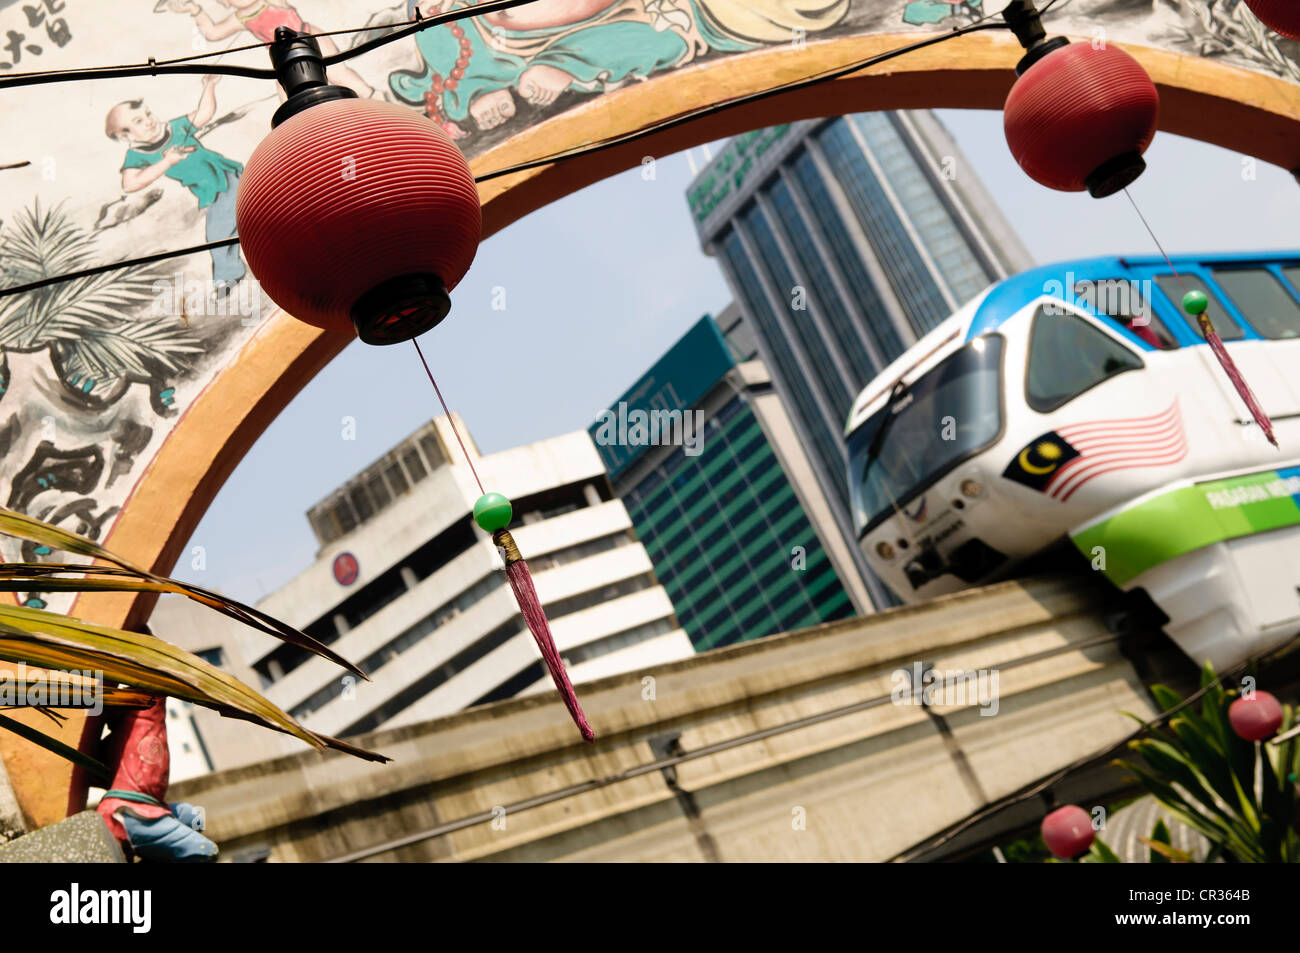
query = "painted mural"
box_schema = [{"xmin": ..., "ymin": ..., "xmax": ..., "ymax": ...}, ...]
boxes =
[{"xmin": 0, "ymin": 0, "xmax": 1295, "ymax": 611}]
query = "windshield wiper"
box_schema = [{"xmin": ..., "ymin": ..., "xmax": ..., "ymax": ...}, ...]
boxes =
[{"xmin": 859, "ymin": 380, "xmax": 909, "ymax": 483}]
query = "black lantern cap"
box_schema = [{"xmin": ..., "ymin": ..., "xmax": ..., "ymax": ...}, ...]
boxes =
[
  {"xmin": 350, "ymin": 274, "xmax": 452, "ymax": 345},
  {"xmin": 1002, "ymin": 0, "xmax": 1070, "ymax": 75},
  {"xmin": 268, "ymin": 27, "xmax": 357, "ymax": 128}
]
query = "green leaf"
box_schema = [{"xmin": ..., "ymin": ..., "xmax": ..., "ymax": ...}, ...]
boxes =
[
  {"xmin": 1088, "ymin": 837, "xmax": 1121, "ymax": 863},
  {"xmin": 0, "ymin": 605, "xmax": 387, "ymax": 764},
  {"xmin": 0, "ymin": 562, "xmax": 366, "ymax": 680},
  {"xmin": 0, "ymin": 711, "xmax": 111, "ymax": 784},
  {"xmin": 1148, "ymin": 819, "xmax": 1171, "ymax": 863}
]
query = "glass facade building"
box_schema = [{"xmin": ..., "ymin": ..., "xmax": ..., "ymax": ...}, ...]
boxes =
[
  {"xmin": 592, "ymin": 316, "xmax": 856, "ymax": 652},
  {"xmin": 688, "ymin": 111, "xmax": 1034, "ymax": 606}
]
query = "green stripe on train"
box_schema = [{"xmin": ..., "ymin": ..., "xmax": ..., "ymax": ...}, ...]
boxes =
[{"xmin": 1069, "ymin": 469, "xmax": 1300, "ymax": 587}]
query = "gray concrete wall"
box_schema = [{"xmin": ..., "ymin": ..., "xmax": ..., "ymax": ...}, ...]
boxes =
[{"xmin": 170, "ymin": 574, "xmax": 1161, "ymax": 862}]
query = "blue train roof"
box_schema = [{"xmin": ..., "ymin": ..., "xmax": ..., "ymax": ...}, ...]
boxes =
[{"xmin": 965, "ymin": 250, "xmax": 1300, "ymax": 343}]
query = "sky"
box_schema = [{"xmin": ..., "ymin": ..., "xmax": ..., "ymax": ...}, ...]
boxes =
[{"xmin": 171, "ymin": 108, "xmax": 1300, "ymax": 603}]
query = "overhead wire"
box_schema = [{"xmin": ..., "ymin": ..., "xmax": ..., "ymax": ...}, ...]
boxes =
[
  {"xmin": 0, "ymin": 0, "xmax": 541, "ymax": 88},
  {"xmin": 0, "ymin": 10, "xmax": 1020, "ymax": 300}
]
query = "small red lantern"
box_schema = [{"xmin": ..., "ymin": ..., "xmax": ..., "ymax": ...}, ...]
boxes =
[
  {"xmin": 1003, "ymin": 41, "xmax": 1160, "ymax": 198},
  {"xmin": 1243, "ymin": 0, "xmax": 1300, "ymax": 40},
  {"xmin": 1041, "ymin": 804, "xmax": 1095, "ymax": 859},
  {"xmin": 236, "ymin": 29, "xmax": 481, "ymax": 345},
  {"xmin": 1229, "ymin": 691, "xmax": 1284, "ymax": 741}
]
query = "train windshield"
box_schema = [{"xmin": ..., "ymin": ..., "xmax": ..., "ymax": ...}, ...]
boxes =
[{"xmin": 849, "ymin": 334, "xmax": 1004, "ymax": 534}]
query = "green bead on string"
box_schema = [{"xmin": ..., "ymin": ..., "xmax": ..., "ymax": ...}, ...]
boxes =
[
  {"xmin": 1182, "ymin": 289, "xmax": 1208, "ymax": 316},
  {"xmin": 473, "ymin": 492, "xmax": 512, "ymax": 532}
]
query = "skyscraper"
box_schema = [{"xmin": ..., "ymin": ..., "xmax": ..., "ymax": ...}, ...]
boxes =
[
  {"xmin": 688, "ymin": 111, "xmax": 1033, "ymax": 604},
  {"xmin": 590, "ymin": 315, "xmax": 869, "ymax": 651}
]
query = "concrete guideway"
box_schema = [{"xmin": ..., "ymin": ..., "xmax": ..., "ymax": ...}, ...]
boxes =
[{"xmin": 170, "ymin": 574, "xmax": 1167, "ymax": 862}]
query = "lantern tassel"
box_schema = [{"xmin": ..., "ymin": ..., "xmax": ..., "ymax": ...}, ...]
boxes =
[
  {"xmin": 494, "ymin": 529, "xmax": 596, "ymax": 743},
  {"xmin": 1197, "ymin": 313, "xmax": 1278, "ymax": 449}
]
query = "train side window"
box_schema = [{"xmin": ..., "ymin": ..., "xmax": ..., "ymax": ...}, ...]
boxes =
[
  {"xmin": 1283, "ymin": 266, "xmax": 1300, "ymax": 297},
  {"xmin": 1025, "ymin": 307, "xmax": 1143, "ymax": 413},
  {"xmin": 1212, "ymin": 268, "xmax": 1300, "ymax": 339},
  {"xmin": 1154, "ymin": 275, "xmax": 1245, "ymax": 340},
  {"xmin": 1075, "ymin": 278, "xmax": 1177, "ymax": 349}
]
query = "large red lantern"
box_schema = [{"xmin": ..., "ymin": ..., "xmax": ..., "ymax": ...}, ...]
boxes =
[
  {"xmin": 1229, "ymin": 691, "xmax": 1284, "ymax": 742},
  {"xmin": 1041, "ymin": 804, "xmax": 1095, "ymax": 859},
  {"xmin": 1003, "ymin": 40, "xmax": 1160, "ymax": 198},
  {"xmin": 236, "ymin": 29, "xmax": 481, "ymax": 345},
  {"xmin": 1243, "ymin": 0, "xmax": 1300, "ymax": 40}
]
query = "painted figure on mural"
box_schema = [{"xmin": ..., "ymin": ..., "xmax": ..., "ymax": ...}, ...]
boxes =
[
  {"xmin": 902, "ymin": 0, "xmax": 982, "ymax": 26},
  {"xmin": 389, "ymin": 0, "xmax": 848, "ymax": 139},
  {"xmin": 104, "ymin": 76, "xmax": 246, "ymax": 291},
  {"xmin": 156, "ymin": 0, "xmax": 377, "ymax": 98}
]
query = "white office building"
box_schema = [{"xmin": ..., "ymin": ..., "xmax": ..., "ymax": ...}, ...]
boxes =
[{"xmin": 152, "ymin": 415, "xmax": 693, "ymax": 772}]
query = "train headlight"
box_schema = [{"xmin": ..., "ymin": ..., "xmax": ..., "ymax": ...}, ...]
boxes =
[
  {"xmin": 875, "ymin": 541, "xmax": 896, "ymax": 560},
  {"xmin": 960, "ymin": 479, "xmax": 984, "ymax": 499}
]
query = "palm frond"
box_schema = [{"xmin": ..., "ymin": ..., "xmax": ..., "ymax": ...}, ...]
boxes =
[
  {"xmin": 0, "ymin": 504, "xmax": 387, "ymax": 767},
  {"xmin": 0, "ymin": 711, "xmax": 111, "ymax": 784},
  {"xmin": 0, "ymin": 563, "xmax": 365, "ymax": 680},
  {"xmin": 0, "ymin": 605, "xmax": 386, "ymax": 763},
  {"xmin": 0, "ymin": 675, "xmax": 154, "ymax": 709}
]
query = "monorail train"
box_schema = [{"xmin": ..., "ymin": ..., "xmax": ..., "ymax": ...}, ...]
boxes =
[{"xmin": 847, "ymin": 251, "xmax": 1300, "ymax": 670}]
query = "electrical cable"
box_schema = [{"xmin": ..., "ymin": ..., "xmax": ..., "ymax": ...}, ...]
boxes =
[
  {"xmin": 0, "ymin": 0, "xmax": 540, "ymax": 89},
  {"xmin": 0, "ymin": 13, "xmax": 1018, "ymax": 300}
]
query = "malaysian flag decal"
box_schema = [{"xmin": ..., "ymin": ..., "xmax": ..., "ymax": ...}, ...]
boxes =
[{"xmin": 1003, "ymin": 401, "xmax": 1188, "ymax": 502}]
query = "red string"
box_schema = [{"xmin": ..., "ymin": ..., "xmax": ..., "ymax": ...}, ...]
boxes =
[
  {"xmin": 1123, "ymin": 189, "xmax": 1278, "ymax": 449},
  {"xmin": 412, "ymin": 337, "xmax": 485, "ymax": 495},
  {"xmin": 1124, "ymin": 188, "xmax": 1188, "ymax": 293}
]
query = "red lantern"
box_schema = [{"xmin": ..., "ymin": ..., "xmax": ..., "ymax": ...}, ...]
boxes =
[
  {"xmin": 236, "ymin": 30, "xmax": 481, "ymax": 345},
  {"xmin": 1041, "ymin": 804, "xmax": 1095, "ymax": 859},
  {"xmin": 1243, "ymin": 0, "xmax": 1300, "ymax": 40},
  {"xmin": 1004, "ymin": 41, "xmax": 1160, "ymax": 198},
  {"xmin": 1229, "ymin": 691, "xmax": 1284, "ymax": 741}
]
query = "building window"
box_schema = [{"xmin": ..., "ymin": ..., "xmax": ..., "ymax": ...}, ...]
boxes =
[
  {"xmin": 349, "ymin": 485, "xmax": 374, "ymax": 523},
  {"xmin": 720, "ymin": 228, "xmax": 850, "ymax": 506},
  {"xmin": 789, "ymin": 149, "xmax": 907, "ymax": 364},
  {"xmin": 769, "ymin": 176, "xmax": 880, "ymax": 386},
  {"xmin": 384, "ymin": 461, "xmax": 410, "ymax": 497},
  {"xmin": 366, "ymin": 472, "xmax": 392, "ymax": 512},
  {"xmin": 850, "ymin": 112, "xmax": 992, "ymax": 307},
  {"xmin": 195, "ymin": 647, "xmax": 225, "ymax": 668},
  {"xmin": 816, "ymin": 119, "xmax": 951, "ymax": 336},
  {"xmin": 740, "ymin": 202, "xmax": 854, "ymax": 417},
  {"xmin": 419, "ymin": 433, "xmax": 444, "ymax": 471},
  {"xmin": 401, "ymin": 447, "xmax": 427, "ymax": 483}
]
